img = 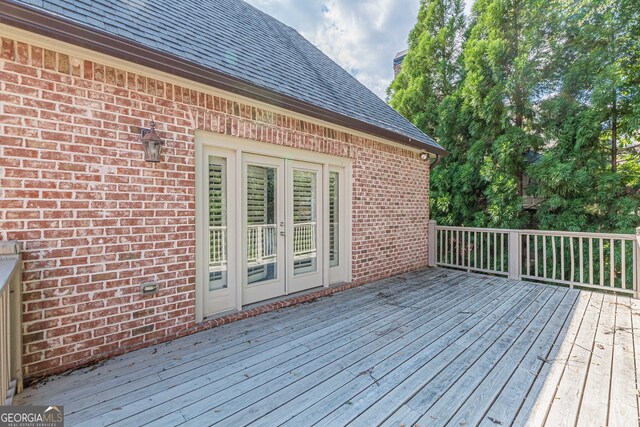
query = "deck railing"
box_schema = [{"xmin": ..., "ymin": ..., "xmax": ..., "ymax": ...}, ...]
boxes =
[
  {"xmin": 0, "ymin": 241, "xmax": 22, "ymax": 405},
  {"xmin": 293, "ymin": 222, "xmax": 317, "ymax": 260},
  {"xmin": 246, "ymin": 224, "xmax": 278, "ymax": 266},
  {"xmin": 429, "ymin": 221, "xmax": 640, "ymax": 297},
  {"xmin": 213, "ymin": 223, "xmax": 318, "ymax": 270}
]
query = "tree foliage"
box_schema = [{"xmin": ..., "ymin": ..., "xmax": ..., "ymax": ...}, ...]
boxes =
[{"xmin": 390, "ymin": 0, "xmax": 640, "ymax": 233}]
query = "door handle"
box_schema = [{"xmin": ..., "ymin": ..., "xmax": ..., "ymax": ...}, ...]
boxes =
[{"xmin": 280, "ymin": 231, "xmax": 285, "ymax": 236}]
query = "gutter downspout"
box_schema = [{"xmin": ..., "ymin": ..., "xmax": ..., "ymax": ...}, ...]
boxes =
[{"xmin": 430, "ymin": 154, "xmax": 442, "ymax": 170}]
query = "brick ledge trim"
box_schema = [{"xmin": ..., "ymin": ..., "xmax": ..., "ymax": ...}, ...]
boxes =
[{"xmin": 25, "ymin": 279, "xmax": 364, "ymax": 385}]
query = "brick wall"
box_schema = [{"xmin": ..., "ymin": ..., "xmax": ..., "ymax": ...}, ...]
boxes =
[{"xmin": 0, "ymin": 37, "xmax": 430, "ymax": 379}]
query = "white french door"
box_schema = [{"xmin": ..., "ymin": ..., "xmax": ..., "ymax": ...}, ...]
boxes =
[
  {"xmin": 242, "ymin": 156, "xmax": 325, "ymax": 304},
  {"xmin": 197, "ymin": 134, "xmax": 351, "ymax": 320},
  {"xmin": 242, "ymin": 154, "xmax": 286, "ymax": 305},
  {"xmin": 287, "ymin": 161, "xmax": 324, "ymax": 293}
]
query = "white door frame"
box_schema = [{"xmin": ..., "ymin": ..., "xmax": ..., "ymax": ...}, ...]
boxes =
[{"xmin": 195, "ymin": 131, "xmax": 353, "ymax": 322}]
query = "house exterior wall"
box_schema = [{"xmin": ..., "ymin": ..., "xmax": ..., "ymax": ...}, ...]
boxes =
[{"xmin": 0, "ymin": 36, "xmax": 430, "ymax": 379}]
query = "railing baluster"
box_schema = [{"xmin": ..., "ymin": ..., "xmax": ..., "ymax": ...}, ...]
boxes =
[
  {"xmin": 501, "ymin": 233, "xmax": 504, "ymax": 272},
  {"xmin": 450, "ymin": 229, "xmax": 454, "ymax": 265},
  {"xmin": 560, "ymin": 236, "xmax": 565, "ymax": 281},
  {"xmin": 579, "ymin": 237, "xmax": 584, "ymax": 284},
  {"xmin": 467, "ymin": 231, "xmax": 472, "ymax": 270},
  {"xmin": 456, "ymin": 230, "xmax": 460, "ymax": 267},
  {"xmin": 533, "ymin": 234, "xmax": 538, "ymax": 277},
  {"xmin": 600, "ymin": 239, "xmax": 605, "ymax": 286},
  {"xmin": 589, "ymin": 237, "xmax": 593, "ymax": 285},
  {"xmin": 526, "ymin": 234, "xmax": 530, "ymax": 276},
  {"xmin": 462, "ymin": 231, "xmax": 466, "ymax": 269},
  {"xmin": 621, "ymin": 240, "xmax": 626, "ymax": 290},
  {"xmin": 474, "ymin": 231, "xmax": 478, "ymax": 269},
  {"xmin": 481, "ymin": 232, "xmax": 484, "ymax": 270},
  {"xmin": 542, "ymin": 235, "xmax": 547, "ymax": 278},
  {"xmin": 569, "ymin": 237, "xmax": 574, "ymax": 286},
  {"xmin": 610, "ymin": 238, "xmax": 615, "ymax": 288},
  {"xmin": 487, "ymin": 232, "xmax": 495, "ymax": 270},
  {"xmin": 444, "ymin": 229, "xmax": 448, "ymax": 264},
  {"xmin": 552, "ymin": 236, "xmax": 556, "ymax": 280},
  {"xmin": 493, "ymin": 233, "xmax": 498, "ymax": 271}
]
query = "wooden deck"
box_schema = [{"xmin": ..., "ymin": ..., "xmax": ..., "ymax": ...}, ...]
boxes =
[{"xmin": 15, "ymin": 268, "xmax": 640, "ymax": 426}]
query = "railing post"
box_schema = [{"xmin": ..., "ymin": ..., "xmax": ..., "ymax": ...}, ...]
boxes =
[
  {"xmin": 428, "ymin": 220, "xmax": 437, "ymax": 267},
  {"xmin": 0, "ymin": 241, "xmax": 23, "ymax": 399},
  {"xmin": 508, "ymin": 231, "xmax": 521, "ymax": 280}
]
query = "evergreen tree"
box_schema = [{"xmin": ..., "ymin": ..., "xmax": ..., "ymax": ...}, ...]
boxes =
[
  {"xmin": 388, "ymin": 0, "xmax": 465, "ymax": 137},
  {"xmin": 528, "ymin": 0, "xmax": 640, "ymax": 232},
  {"xmin": 391, "ymin": 0, "xmax": 639, "ymax": 232},
  {"xmin": 388, "ymin": 0, "xmax": 470, "ymax": 226},
  {"xmin": 459, "ymin": 0, "xmax": 551, "ymax": 228}
]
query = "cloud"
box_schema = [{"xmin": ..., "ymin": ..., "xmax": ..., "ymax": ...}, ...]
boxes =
[{"xmin": 244, "ymin": 0, "xmax": 420, "ymax": 99}]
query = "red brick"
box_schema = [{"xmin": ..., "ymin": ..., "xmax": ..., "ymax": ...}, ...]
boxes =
[{"xmin": 3, "ymin": 37, "xmax": 430, "ymax": 380}]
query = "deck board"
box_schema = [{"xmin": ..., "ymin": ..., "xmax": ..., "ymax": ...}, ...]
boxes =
[
  {"xmin": 544, "ymin": 292, "xmax": 604, "ymax": 426},
  {"xmin": 72, "ymin": 271, "xmax": 474, "ymax": 426},
  {"xmin": 14, "ymin": 268, "xmax": 640, "ymax": 427}
]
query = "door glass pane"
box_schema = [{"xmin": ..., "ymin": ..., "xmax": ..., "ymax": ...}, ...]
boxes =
[
  {"xmin": 293, "ymin": 170, "xmax": 318, "ymax": 275},
  {"xmin": 329, "ymin": 171, "xmax": 339, "ymax": 267},
  {"xmin": 247, "ymin": 165, "xmax": 278, "ymax": 284},
  {"xmin": 208, "ymin": 157, "xmax": 227, "ymax": 291}
]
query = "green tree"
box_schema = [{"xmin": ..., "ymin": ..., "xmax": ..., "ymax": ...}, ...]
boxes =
[
  {"xmin": 388, "ymin": 0, "xmax": 465, "ymax": 137},
  {"xmin": 459, "ymin": 0, "xmax": 553, "ymax": 228},
  {"xmin": 392, "ymin": 0, "xmax": 639, "ymax": 232},
  {"xmin": 528, "ymin": 0, "xmax": 640, "ymax": 232},
  {"xmin": 388, "ymin": 0, "xmax": 471, "ymax": 226}
]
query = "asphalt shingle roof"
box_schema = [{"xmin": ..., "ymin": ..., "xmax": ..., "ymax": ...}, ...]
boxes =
[{"xmin": 12, "ymin": 0, "xmax": 443, "ymax": 153}]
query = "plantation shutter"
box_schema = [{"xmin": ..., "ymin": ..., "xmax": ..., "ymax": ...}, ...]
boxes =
[
  {"xmin": 293, "ymin": 171, "xmax": 315, "ymax": 270},
  {"xmin": 247, "ymin": 166, "xmax": 268, "ymax": 225},
  {"xmin": 208, "ymin": 163, "xmax": 225, "ymax": 228},
  {"xmin": 329, "ymin": 172, "xmax": 339, "ymax": 266},
  {"xmin": 246, "ymin": 165, "xmax": 269, "ymax": 282},
  {"xmin": 208, "ymin": 158, "xmax": 227, "ymax": 290}
]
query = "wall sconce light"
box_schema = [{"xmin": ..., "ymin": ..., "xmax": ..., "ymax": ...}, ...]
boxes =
[{"xmin": 141, "ymin": 120, "xmax": 164, "ymax": 162}]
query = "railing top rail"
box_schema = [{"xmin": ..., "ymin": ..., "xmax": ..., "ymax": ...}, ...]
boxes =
[
  {"xmin": 433, "ymin": 224, "xmax": 635, "ymax": 240},
  {"xmin": 0, "ymin": 258, "xmax": 20, "ymax": 293}
]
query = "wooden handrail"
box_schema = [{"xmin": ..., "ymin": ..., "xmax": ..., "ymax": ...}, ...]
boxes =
[{"xmin": 0, "ymin": 241, "xmax": 22, "ymax": 405}]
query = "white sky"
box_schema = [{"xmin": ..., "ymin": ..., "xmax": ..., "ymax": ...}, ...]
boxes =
[{"xmin": 245, "ymin": 0, "xmax": 474, "ymax": 99}]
